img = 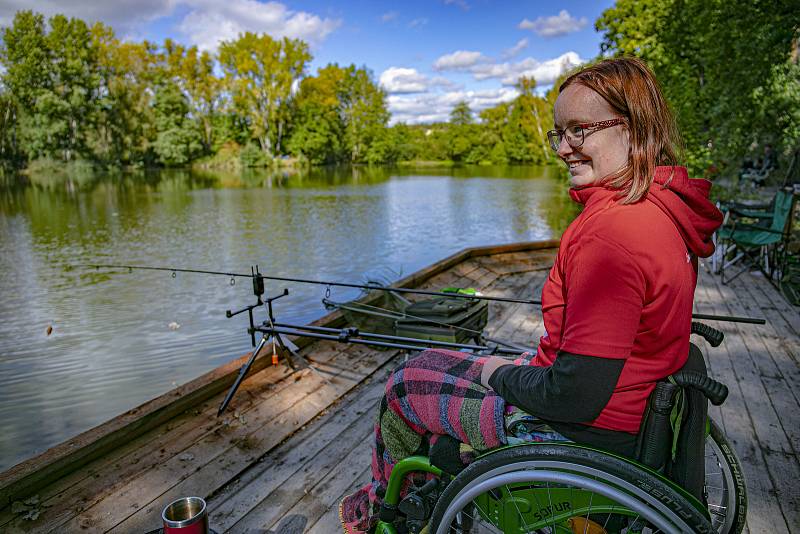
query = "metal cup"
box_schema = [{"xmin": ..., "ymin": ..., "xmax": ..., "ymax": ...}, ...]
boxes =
[{"xmin": 162, "ymin": 496, "xmax": 208, "ymax": 534}]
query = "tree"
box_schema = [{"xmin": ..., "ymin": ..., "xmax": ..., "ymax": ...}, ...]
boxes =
[
  {"xmin": 45, "ymin": 14, "xmax": 100, "ymax": 161},
  {"xmin": 1, "ymin": 11, "xmax": 101, "ymax": 162},
  {"xmin": 446, "ymin": 101, "xmax": 478, "ymax": 162},
  {"xmin": 338, "ymin": 65, "xmax": 389, "ymax": 162},
  {"xmin": 498, "ymin": 77, "xmax": 549, "ymax": 164},
  {"xmin": 218, "ymin": 32, "xmax": 310, "ymax": 156},
  {"xmin": 287, "ymin": 64, "xmax": 346, "ymax": 164},
  {"xmin": 450, "ymin": 101, "xmax": 473, "ymax": 126},
  {"xmin": 597, "ymin": 0, "xmax": 800, "ymax": 175},
  {"xmin": 152, "ymin": 83, "xmax": 202, "ymax": 166},
  {"xmin": 288, "ymin": 63, "xmax": 390, "ymax": 163},
  {"xmin": 0, "ymin": 11, "xmax": 51, "ymax": 161},
  {"xmin": 91, "ymin": 25, "xmax": 158, "ymax": 165},
  {"xmin": 0, "ymin": 11, "xmax": 50, "ymax": 110},
  {"xmin": 161, "ymin": 39, "xmax": 221, "ymax": 154}
]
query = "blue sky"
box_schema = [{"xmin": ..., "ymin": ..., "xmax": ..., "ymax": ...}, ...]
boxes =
[{"xmin": 2, "ymin": 0, "xmax": 617, "ymax": 123}]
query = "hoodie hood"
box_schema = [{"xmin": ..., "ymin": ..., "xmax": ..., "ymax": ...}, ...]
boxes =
[
  {"xmin": 570, "ymin": 166, "xmax": 723, "ymax": 258},
  {"xmin": 647, "ymin": 166, "xmax": 722, "ymax": 258}
]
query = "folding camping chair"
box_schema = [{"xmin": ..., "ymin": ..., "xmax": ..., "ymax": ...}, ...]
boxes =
[{"xmin": 717, "ymin": 188, "xmax": 797, "ymax": 284}]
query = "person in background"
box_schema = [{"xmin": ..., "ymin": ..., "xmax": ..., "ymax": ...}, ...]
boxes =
[{"xmin": 339, "ymin": 57, "xmax": 723, "ymax": 534}]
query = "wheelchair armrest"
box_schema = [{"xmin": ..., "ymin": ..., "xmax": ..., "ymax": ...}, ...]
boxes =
[{"xmin": 671, "ymin": 371, "xmax": 728, "ymax": 406}]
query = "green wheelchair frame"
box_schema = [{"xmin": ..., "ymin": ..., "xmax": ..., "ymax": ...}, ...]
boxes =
[
  {"xmin": 374, "ymin": 333, "xmax": 746, "ymax": 534},
  {"xmin": 375, "ymin": 419, "xmax": 744, "ymax": 534}
]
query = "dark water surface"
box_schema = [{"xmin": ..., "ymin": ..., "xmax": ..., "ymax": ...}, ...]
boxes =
[{"xmin": 0, "ymin": 165, "xmax": 578, "ymax": 470}]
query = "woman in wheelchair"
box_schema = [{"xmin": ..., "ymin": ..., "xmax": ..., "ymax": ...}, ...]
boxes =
[{"xmin": 340, "ymin": 57, "xmax": 735, "ymax": 534}]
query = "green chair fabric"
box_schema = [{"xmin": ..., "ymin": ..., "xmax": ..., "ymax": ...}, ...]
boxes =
[{"xmin": 718, "ymin": 189, "xmax": 796, "ymax": 284}]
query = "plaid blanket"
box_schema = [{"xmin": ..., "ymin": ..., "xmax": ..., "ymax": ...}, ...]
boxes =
[{"xmin": 340, "ymin": 349, "xmax": 507, "ymax": 534}]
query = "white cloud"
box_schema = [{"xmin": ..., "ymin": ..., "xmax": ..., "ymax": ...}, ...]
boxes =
[
  {"xmin": 519, "ymin": 10, "xmax": 588, "ymax": 38},
  {"xmin": 0, "ymin": 1, "xmax": 340, "ymax": 52},
  {"xmin": 0, "ymin": 0, "xmax": 176, "ymax": 32},
  {"xmin": 502, "ymin": 38, "xmax": 529, "ymax": 59},
  {"xmin": 379, "ymin": 67, "xmax": 456, "ymax": 94},
  {"xmin": 408, "ymin": 17, "xmax": 428, "ymax": 29},
  {"xmin": 470, "ymin": 51, "xmax": 585, "ymax": 87},
  {"xmin": 178, "ymin": 0, "xmax": 341, "ymax": 51},
  {"xmin": 381, "ymin": 11, "xmax": 398, "ymax": 23},
  {"xmin": 388, "ymin": 87, "xmax": 518, "ymax": 125},
  {"xmin": 380, "ymin": 67, "xmax": 430, "ymax": 94},
  {"xmin": 433, "ymin": 50, "xmax": 486, "ymax": 71}
]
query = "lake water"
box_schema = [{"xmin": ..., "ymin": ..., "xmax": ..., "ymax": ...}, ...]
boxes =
[{"xmin": 0, "ymin": 165, "xmax": 578, "ymax": 471}]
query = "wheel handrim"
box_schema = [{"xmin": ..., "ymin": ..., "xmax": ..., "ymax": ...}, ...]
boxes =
[{"xmin": 434, "ymin": 460, "xmax": 695, "ymax": 534}]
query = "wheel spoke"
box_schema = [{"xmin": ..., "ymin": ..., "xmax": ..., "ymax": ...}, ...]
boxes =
[{"xmin": 504, "ymin": 483, "xmax": 532, "ymax": 532}]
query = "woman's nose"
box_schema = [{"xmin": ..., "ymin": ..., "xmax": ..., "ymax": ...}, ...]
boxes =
[{"xmin": 556, "ymin": 136, "xmax": 572, "ymax": 158}]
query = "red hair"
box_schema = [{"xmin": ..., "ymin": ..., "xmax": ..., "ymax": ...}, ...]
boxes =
[{"xmin": 559, "ymin": 57, "xmax": 682, "ymax": 203}]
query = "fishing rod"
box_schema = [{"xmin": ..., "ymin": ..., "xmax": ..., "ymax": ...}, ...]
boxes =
[
  {"xmin": 80, "ymin": 263, "xmax": 767, "ymax": 325},
  {"xmin": 216, "ymin": 268, "xmax": 532, "ymax": 415},
  {"xmin": 79, "ymin": 263, "xmax": 539, "ymax": 305},
  {"xmin": 223, "ymin": 279, "xmax": 730, "ymax": 415},
  {"xmin": 75, "ymin": 264, "xmax": 742, "ymax": 415}
]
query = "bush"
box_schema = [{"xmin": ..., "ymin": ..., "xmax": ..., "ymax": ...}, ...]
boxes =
[{"xmin": 240, "ymin": 144, "xmax": 271, "ymax": 167}]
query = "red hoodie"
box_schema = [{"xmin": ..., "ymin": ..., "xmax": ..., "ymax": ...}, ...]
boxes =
[{"xmin": 532, "ymin": 166, "xmax": 723, "ymax": 433}]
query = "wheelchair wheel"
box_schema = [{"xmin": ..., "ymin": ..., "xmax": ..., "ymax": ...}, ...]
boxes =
[
  {"xmin": 705, "ymin": 420, "xmax": 747, "ymax": 533},
  {"xmin": 429, "ymin": 443, "xmax": 713, "ymax": 534}
]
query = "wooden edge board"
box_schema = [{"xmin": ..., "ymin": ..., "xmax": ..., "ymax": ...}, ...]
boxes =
[{"xmin": 0, "ymin": 239, "xmax": 559, "ymax": 509}]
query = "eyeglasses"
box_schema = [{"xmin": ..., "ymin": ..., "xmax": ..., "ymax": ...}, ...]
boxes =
[{"xmin": 546, "ymin": 118, "xmax": 625, "ymax": 151}]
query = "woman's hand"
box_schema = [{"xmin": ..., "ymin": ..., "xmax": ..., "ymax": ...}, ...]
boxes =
[{"xmin": 480, "ymin": 356, "xmax": 513, "ymax": 389}]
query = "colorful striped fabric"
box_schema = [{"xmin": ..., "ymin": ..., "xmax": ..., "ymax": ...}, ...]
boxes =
[
  {"xmin": 341, "ymin": 349, "xmax": 506, "ymax": 534},
  {"xmin": 339, "ymin": 348, "xmax": 569, "ymax": 534}
]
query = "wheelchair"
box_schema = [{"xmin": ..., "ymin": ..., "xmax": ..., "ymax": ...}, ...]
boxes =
[{"xmin": 374, "ymin": 323, "xmax": 747, "ymax": 534}]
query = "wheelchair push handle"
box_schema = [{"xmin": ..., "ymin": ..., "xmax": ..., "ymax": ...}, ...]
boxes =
[
  {"xmin": 671, "ymin": 370, "xmax": 729, "ymax": 406},
  {"xmin": 691, "ymin": 321, "xmax": 724, "ymax": 347}
]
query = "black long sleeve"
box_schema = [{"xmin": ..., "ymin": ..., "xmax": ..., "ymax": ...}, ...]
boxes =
[{"xmin": 487, "ymin": 351, "xmax": 625, "ymax": 423}]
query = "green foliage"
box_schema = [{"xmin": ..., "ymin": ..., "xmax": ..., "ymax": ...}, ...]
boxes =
[
  {"xmin": 239, "ymin": 143, "xmax": 270, "ymax": 167},
  {"xmin": 339, "ymin": 65, "xmax": 390, "ymax": 162},
  {"xmin": 597, "ymin": 0, "xmax": 800, "ymax": 178},
  {"xmin": 0, "ymin": 8, "xmax": 562, "ymax": 170},
  {"xmin": 218, "ymin": 32, "xmax": 310, "ymax": 156},
  {"xmin": 450, "ymin": 101, "xmax": 473, "ymax": 125},
  {"xmin": 152, "ymin": 84, "xmax": 202, "ymax": 166},
  {"xmin": 287, "ymin": 63, "xmax": 389, "ymax": 164}
]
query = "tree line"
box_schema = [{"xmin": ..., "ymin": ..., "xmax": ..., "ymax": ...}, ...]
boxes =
[
  {"xmin": 1, "ymin": 3, "xmax": 797, "ymax": 177},
  {"xmin": 0, "ymin": 10, "xmax": 557, "ymax": 171}
]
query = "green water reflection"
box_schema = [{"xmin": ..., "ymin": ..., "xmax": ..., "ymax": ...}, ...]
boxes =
[{"xmin": 0, "ymin": 165, "xmax": 578, "ymax": 470}]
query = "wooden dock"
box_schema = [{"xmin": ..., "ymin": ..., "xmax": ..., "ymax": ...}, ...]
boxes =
[{"xmin": 0, "ymin": 242, "xmax": 797, "ymax": 533}]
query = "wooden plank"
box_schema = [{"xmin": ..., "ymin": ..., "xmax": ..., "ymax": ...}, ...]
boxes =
[
  {"xmin": 60, "ymin": 347, "xmax": 390, "ymax": 532},
  {"xmin": 224, "ymin": 402, "xmax": 376, "ymax": 532},
  {"xmin": 0, "ymin": 242, "xmax": 557, "ymax": 509},
  {"xmin": 749, "ymin": 273, "xmax": 800, "ymax": 337},
  {"xmin": 465, "ymin": 239, "xmax": 559, "ymax": 258},
  {"xmin": 263, "ymin": 439, "xmax": 373, "ymax": 532},
  {"xmin": 482, "ymin": 269, "xmax": 543, "ymax": 334},
  {"xmin": 693, "ymin": 275, "xmax": 786, "ymax": 533},
  {"xmin": 473, "ymin": 254, "xmax": 552, "ymax": 276},
  {"xmin": 0, "ymin": 361, "xmax": 299, "ymax": 532},
  {"xmin": 304, "ymin": 466, "xmax": 372, "ymax": 534},
  {"xmin": 207, "ymin": 354, "xmax": 397, "ymax": 530},
  {"xmin": 727, "ymin": 275, "xmax": 800, "ymax": 457},
  {"xmin": 0, "ymin": 345, "xmax": 363, "ymax": 531},
  {"xmin": 698, "ymin": 271, "xmax": 794, "ymax": 532}
]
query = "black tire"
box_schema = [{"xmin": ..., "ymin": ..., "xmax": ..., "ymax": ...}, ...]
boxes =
[
  {"xmin": 429, "ymin": 443, "xmax": 714, "ymax": 534},
  {"xmin": 706, "ymin": 420, "xmax": 747, "ymax": 533}
]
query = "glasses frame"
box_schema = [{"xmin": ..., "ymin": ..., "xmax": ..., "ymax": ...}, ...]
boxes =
[{"xmin": 547, "ymin": 118, "xmax": 625, "ymax": 151}]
